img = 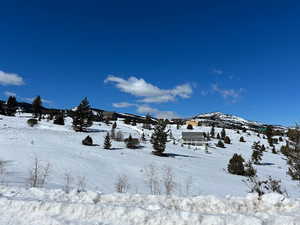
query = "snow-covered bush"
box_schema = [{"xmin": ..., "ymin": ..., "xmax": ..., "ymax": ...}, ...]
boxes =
[
  {"xmin": 27, "ymin": 118, "xmax": 38, "ymax": 127},
  {"xmin": 82, "ymin": 136, "xmax": 93, "ymax": 146},
  {"xmin": 227, "ymin": 154, "xmax": 245, "ymax": 176},
  {"xmin": 216, "ymin": 140, "xmax": 225, "ymax": 148}
]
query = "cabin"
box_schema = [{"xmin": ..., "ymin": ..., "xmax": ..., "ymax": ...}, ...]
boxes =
[
  {"xmin": 181, "ymin": 132, "xmax": 207, "ymax": 146},
  {"xmin": 185, "ymin": 120, "xmax": 198, "ymax": 127}
]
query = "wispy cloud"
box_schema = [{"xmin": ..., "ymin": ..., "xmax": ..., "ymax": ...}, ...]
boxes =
[
  {"xmin": 212, "ymin": 68, "xmax": 224, "ymax": 75},
  {"xmin": 212, "ymin": 84, "xmax": 244, "ymax": 103},
  {"xmin": 112, "ymin": 102, "xmax": 137, "ymax": 108},
  {"xmin": 105, "ymin": 75, "xmax": 192, "ymax": 103},
  {"xmin": 137, "ymin": 104, "xmax": 177, "ymax": 119},
  {"xmin": 4, "ymin": 91, "xmax": 17, "ymax": 97},
  {"xmin": 0, "ymin": 70, "xmax": 25, "ymax": 86},
  {"xmin": 112, "ymin": 102, "xmax": 177, "ymax": 119}
]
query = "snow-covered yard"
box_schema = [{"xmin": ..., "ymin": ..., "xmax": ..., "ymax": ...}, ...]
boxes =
[
  {"xmin": 0, "ymin": 114, "xmax": 298, "ymax": 197},
  {"xmin": 0, "ymin": 185, "xmax": 300, "ymax": 225}
]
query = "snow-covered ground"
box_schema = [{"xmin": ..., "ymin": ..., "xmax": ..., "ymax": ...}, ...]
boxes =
[
  {"xmin": 1, "ymin": 114, "xmax": 300, "ymax": 224},
  {"xmin": 0, "ymin": 185, "xmax": 300, "ymax": 225},
  {"xmin": 0, "ymin": 114, "xmax": 298, "ymax": 197}
]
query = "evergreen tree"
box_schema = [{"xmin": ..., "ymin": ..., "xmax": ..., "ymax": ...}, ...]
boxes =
[
  {"xmin": 272, "ymin": 146, "xmax": 277, "ymax": 154},
  {"xmin": 32, "ymin": 96, "xmax": 42, "ymax": 118},
  {"xmin": 112, "ymin": 122, "xmax": 117, "ymax": 129},
  {"xmin": 227, "ymin": 154, "xmax": 245, "ymax": 175},
  {"xmin": 221, "ymin": 128, "xmax": 226, "ymax": 139},
  {"xmin": 141, "ymin": 132, "xmax": 146, "ymax": 143},
  {"xmin": 96, "ymin": 111, "xmax": 104, "ymax": 122},
  {"xmin": 151, "ymin": 120, "xmax": 168, "ymax": 156},
  {"xmin": 72, "ymin": 97, "xmax": 93, "ymax": 132},
  {"xmin": 6, "ymin": 96, "xmax": 17, "ymax": 116},
  {"xmin": 252, "ymin": 148, "xmax": 263, "ymax": 164},
  {"xmin": 103, "ymin": 132, "xmax": 111, "ymax": 150},
  {"xmin": 124, "ymin": 117, "xmax": 131, "ymax": 125},
  {"xmin": 216, "ymin": 140, "xmax": 225, "ymax": 148},
  {"xmin": 210, "ymin": 126, "xmax": 215, "ymax": 138},
  {"xmin": 187, "ymin": 124, "xmax": 193, "ymax": 130},
  {"xmin": 216, "ymin": 133, "xmax": 221, "ymax": 139},
  {"xmin": 110, "ymin": 127, "xmax": 116, "ymax": 140},
  {"xmin": 126, "ymin": 134, "xmax": 137, "ymax": 149},
  {"xmin": 244, "ymin": 161, "xmax": 257, "ymax": 177},
  {"xmin": 0, "ymin": 101, "xmax": 5, "ymax": 115},
  {"xmin": 240, "ymin": 136, "xmax": 246, "ymax": 142},
  {"xmin": 53, "ymin": 112, "xmax": 65, "ymax": 125},
  {"xmin": 224, "ymin": 136, "xmax": 231, "ymax": 144}
]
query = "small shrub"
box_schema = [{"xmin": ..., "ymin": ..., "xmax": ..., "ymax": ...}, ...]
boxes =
[
  {"xmin": 239, "ymin": 136, "xmax": 246, "ymax": 142},
  {"xmin": 251, "ymin": 148, "xmax": 263, "ymax": 165},
  {"xmin": 243, "ymin": 176, "xmax": 287, "ymax": 197},
  {"xmin": 27, "ymin": 118, "xmax": 38, "ymax": 127},
  {"xmin": 187, "ymin": 124, "xmax": 193, "ymax": 130},
  {"xmin": 244, "ymin": 161, "xmax": 257, "ymax": 177},
  {"xmin": 53, "ymin": 113, "xmax": 65, "ymax": 125},
  {"xmin": 216, "ymin": 140, "xmax": 225, "ymax": 148},
  {"xmin": 115, "ymin": 175, "xmax": 130, "ymax": 193},
  {"xmin": 224, "ymin": 136, "xmax": 231, "ymax": 144},
  {"xmin": 115, "ymin": 131, "xmax": 124, "ymax": 142},
  {"xmin": 125, "ymin": 135, "xmax": 139, "ymax": 149},
  {"xmin": 82, "ymin": 136, "xmax": 93, "ymax": 146},
  {"xmin": 227, "ymin": 154, "xmax": 245, "ymax": 175}
]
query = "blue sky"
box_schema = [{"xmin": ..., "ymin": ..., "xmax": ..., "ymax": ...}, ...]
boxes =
[{"xmin": 0, "ymin": 0, "xmax": 299, "ymax": 125}]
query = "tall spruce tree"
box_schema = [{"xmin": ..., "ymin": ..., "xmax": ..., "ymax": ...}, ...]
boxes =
[
  {"xmin": 32, "ymin": 96, "xmax": 42, "ymax": 118},
  {"xmin": 210, "ymin": 125, "xmax": 215, "ymax": 138},
  {"xmin": 151, "ymin": 119, "xmax": 168, "ymax": 156},
  {"xmin": 103, "ymin": 132, "xmax": 112, "ymax": 150},
  {"xmin": 6, "ymin": 96, "xmax": 17, "ymax": 116},
  {"xmin": 221, "ymin": 128, "xmax": 226, "ymax": 139},
  {"xmin": 72, "ymin": 97, "xmax": 93, "ymax": 132}
]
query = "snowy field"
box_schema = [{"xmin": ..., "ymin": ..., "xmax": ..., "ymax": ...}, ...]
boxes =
[
  {"xmin": 0, "ymin": 114, "xmax": 298, "ymax": 197},
  {"xmin": 0, "ymin": 185, "xmax": 300, "ymax": 225},
  {"xmin": 0, "ymin": 114, "xmax": 300, "ymax": 224}
]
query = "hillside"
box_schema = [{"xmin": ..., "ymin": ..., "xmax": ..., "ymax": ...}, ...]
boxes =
[{"xmin": 0, "ymin": 113, "xmax": 297, "ymax": 197}]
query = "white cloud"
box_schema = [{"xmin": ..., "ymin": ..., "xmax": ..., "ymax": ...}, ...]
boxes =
[
  {"xmin": 136, "ymin": 105, "xmax": 177, "ymax": 119},
  {"xmin": 139, "ymin": 95, "xmax": 175, "ymax": 103},
  {"xmin": 112, "ymin": 102, "xmax": 137, "ymax": 108},
  {"xmin": 212, "ymin": 68, "xmax": 224, "ymax": 75},
  {"xmin": 105, "ymin": 75, "xmax": 192, "ymax": 103},
  {"xmin": 4, "ymin": 91, "xmax": 17, "ymax": 97},
  {"xmin": 0, "ymin": 70, "xmax": 25, "ymax": 86},
  {"xmin": 212, "ymin": 84, "xmax": 244, "ymax": 103}
]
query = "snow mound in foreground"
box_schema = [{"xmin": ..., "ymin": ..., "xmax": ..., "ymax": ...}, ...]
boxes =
[{"xmin": 0, "ymin": 186, "xmax": 300, "ymax": 225}]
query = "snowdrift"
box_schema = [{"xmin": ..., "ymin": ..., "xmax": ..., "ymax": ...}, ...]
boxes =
[{"xmin": 0, "ymin": 186, "xmax": 300, "ymax": 225}]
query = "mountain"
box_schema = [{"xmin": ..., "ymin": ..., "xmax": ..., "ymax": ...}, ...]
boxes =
[{"xmin": 192, "ymin": 112, "xmax": 287, "ymax": 131}]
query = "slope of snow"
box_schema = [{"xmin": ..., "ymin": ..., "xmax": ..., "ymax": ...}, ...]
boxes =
[
  {"xmin": 0, "ymin": 114, "xmax": 298, "ymax": 198},
  {"xmin": 0, "ymin": 185, "xmax": 300, "ymax": 225}
]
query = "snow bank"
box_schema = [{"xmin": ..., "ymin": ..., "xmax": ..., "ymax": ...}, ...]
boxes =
[{"xmin": 0, "ymin": 186, "xmax": 300, "ymax": 225}]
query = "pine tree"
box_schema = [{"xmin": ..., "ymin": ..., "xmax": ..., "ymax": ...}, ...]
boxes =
[
  {"xmin": 216, "ymin": 140, "xmax": 225, "ymax": 148},
  {"xmin": 227, "ymin": 154, "xmax": 245, "ymax": 175},
  {"xmin": 187, "ymin": 124, "xmax": 193, "ymax": 130},
  {"xmin": 239, "ymin": 136, "xmax": 245, "ymax": 142},
  {"xmin": 6, "ymin": 96, "xmax": 17, "ymax": 116},
  {"xmin": 221, "ymin": 128, "xmax": 226, "ymax": 139},
  {"xmin": 252, "ymin": 148, "xmax": 263, "ymax": 164},
  {"xmin": 210, "ymin": 126, "xmax": 215, "ymax": 138},
  {"xmin": 72, "ymin": 97, "xmax": 93, "ymax": 132},
  {"xmin": 0, "ymin": 101, "xmax": 5, "ymax": 115},
  {"xmin": 224, "ymin": 136, "xmax": 231, "ymax": 144},
  {"xmin": 103, "ymin": 132, "xmax": 111, "ymax": 150},
  {"xmin": 126, "ymin": 134, "xmax": 137, "ymax": 149},
  {"xmin": 141, "ymin": 132, "xmax": 146, "ymax": 143},
  {"xmin": 32, "ymin": 96, "xmax": 42, "ymax": 118},
  {"xmin": 151, "ymin": 120, "xmax": 168, "ymax": 156},
  {"xmin": 53, "ymin": 112, "xmax": 65, "ymax": 125},
  {"xmin": 216, "ymin": 133, "xmax": 221, "ymax": 139},
  {"xmin": 112, "ymin": 122, "xmax": 117, "ymax": 129}
]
